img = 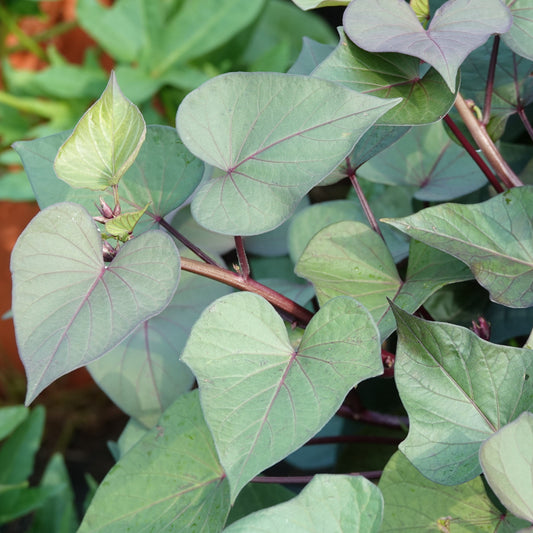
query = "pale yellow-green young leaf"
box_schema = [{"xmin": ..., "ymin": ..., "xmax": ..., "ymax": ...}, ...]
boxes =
[
  {"xmin": 54, "ymin": 71, "xmax": 146, "ymax": 191},
  {"xmin": 105, "ymin": 203, "xmax": 150, "ymax": 241},
  {"xmin": 410, "ymin": 0, "xmax": 430, "ymax": 27}
]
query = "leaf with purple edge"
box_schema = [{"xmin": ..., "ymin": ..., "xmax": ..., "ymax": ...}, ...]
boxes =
[{"xmin": 343, "ymin": 0, "xmax": 512, "ymax": 92}]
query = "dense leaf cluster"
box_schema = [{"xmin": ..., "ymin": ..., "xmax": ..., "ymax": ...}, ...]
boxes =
[{"xmin": 7, "ymin": 0, "xmax": 533, "ymax": 530}]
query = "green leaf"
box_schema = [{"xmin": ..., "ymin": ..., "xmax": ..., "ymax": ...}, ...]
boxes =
[
  {"xmin": 115, "ymin": 418, "xmax": 148, "ymax": 458},
  {"xmin": 377, "ymin": 240, "xmax": 474, "ymax": 339},
  {"xmin": 3, "ymin": 47, "xmax": 107, "ymax": 101},
  {"xmin": 54, "ymin": 72, "xmax": 146, "ymax": 190},
  {"xmin": 380, "ymin": 451, "xmax": 531, "ymax": 532},
  {"xmin": 14, "ymin": 125, "xmax": 204, "ymax": 235},
  {"xmin": 0, "ymin": 406, "xmax": 44, "ymax": 484},
  {"xmin": 295, "ymin": 221, "xmax": 471, "ymax": 339},
  {"xmin": 88, "ymin": 252, "xmax": 232, "ymax": 428},
  {"xmin": 104, "ymin": 203, "xmax": 149, "ymax": 241},
  {"xmin": 241, "ymin": 0, "xmax": 335, "ymax": 74},
  {"xmin": 0, "ymin": 486, "xmax": 54, "ymax": 525},
  {"xmin": 392, "ymin": 305, "xmax": 533, "ymax": 485},
  {"xmin": 295, "ymin": 220, "xmax": 401, "ymax": 324},
  {"xmin": 335, "ymin": 125, "xmax": 411, "ymax": 172},
  {"xmin": 0, "ymin": 405, "xmax": 28, "ymax": 441},
  {"xmin": 480, "ymin": 411, "xmax": 533, "ymax": 523},
  {"xmin": 410, "ymin": 0, "xmax": 430, "ymax": 27},
  {"xmin": 225, "ymin": 474, "xmax": 383, "ymax": 532},
  {"xmin": 383, "ymin": 187, "xmax": 533, "ymax": 308},
  {"xmin": 78, "ymin": 0, "xmax": 265, "ymax": 77},
  {"xmin": 290, "ymin": 0, "xmax": 349, "ymax": 8},
  {"xmin": 28, "ymin": 454, "xmax": 78, "ymax": 533},
  {"xmin": 343, "ymin": 0, "xmax": 512, "ymax": 91},
  {"xmin": 78, "ymin": 391, "xmax": 230, "ymax": 532},
  {"xmin": 176, "ymin": 72, "xmax": 401, "ymax": 235},
  {"xmin": 503, "ymin": 0, "xmax": 533, "ymax": 61},
  {"xmin": 182, "ymin": 293, "xmax": 382, "ymax": 500},
  {"xmin": 11, "ymin": 203, "xmax": 180, "ymax": 404},
  {"xmin": 76, "ymin": 0, "xmax": 145, "ymax": 63},
  {"xmin": 312, "ymin": 28, "xmax": 456, "ymax": 125},
  {"xmin": 358, "ymin": 121, "xmax": 488, "ymax": 200}
]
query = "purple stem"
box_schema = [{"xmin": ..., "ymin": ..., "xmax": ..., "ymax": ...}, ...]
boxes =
[
  {"xmin": 234, "ymin": 236, "xmax": 251, "ymax": 279},
  {"xmin": 345, "ymin": 157, "xmax": 384, "ymax": 240},
  {"xmin": 443, "ymin": 115, "xmax": 504, "ymax": 193},
  {"xmin": 517, "ymin": 106, "xmax": 533, "ymax": 143},
  {"xmin": 156, "ymin": 217, "xmax": 220, "ymax": 266},
  {"xmin": 482, "ymin": 35, "xmax": 500, "ymax": 126}
]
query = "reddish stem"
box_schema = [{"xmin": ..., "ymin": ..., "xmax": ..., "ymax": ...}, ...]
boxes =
[
  {"xmin": 345, "ymin": 157, "xmax": 384, "ymax": 239},
  {"xmin": 443, "ymin": 115, "xmax": 504, "ymax": 193},
  {"xmin": 234, "ymin": 236, "xmax": 251, "ymax": 279},
  {"xmin": 155, "ymin": 217, "xmax": 220, "ymax": 266},
  {"xmin": 482, "ymin": 35, "xmax": 500, "ymax": 126},
  {"xmin": 517, "ymin": 106, "xmax": 533, "ymax": 143},
  {"xmin": 180, "ymin": 257, "xmax": 314, "ymax": 327}
]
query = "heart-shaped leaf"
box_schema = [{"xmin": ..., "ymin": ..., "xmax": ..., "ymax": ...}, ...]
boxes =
[
  {"xmin": 181, "ymin": 293, "xmax": 382, "ymax": 500},
  {"xmin": 358, "ymin": 120, "xmax": 488, "ymax": 201},
  {"xmin": 176, "ymin": 72, "xmax": 401, "ymax": 235},
  {"xmin": 295, "ymin": 221, "xmax": 471, "ymax": 340},
  {"xmin": 383, "ymin": 186, "xmax": 533, "ymax": 308},
  {"xmin": 502, "ymin": 0, "xmax": 533, "ymax": 61},
  {"xmin": 480, "ymin": 411, "xmax": 533, "ymax": 523},
  {"xmin": 312, "ymin": 28, "xmax": 456, "ymax": 125},
  {"xmin": 392, "ymin": 305, "xmax": 533, "ymax": 485},
  {"xmin": 11, "ymin": 203, "xmax": 180, "ymax": 404},
  {"xmin": 78, "ymin": 391, "xmax": 230, "ymax": 532},
  {"xmin": 380, "ymin": 451, "xmax": 531, "ymax": 531},
  {"xmin": 343, "ymin": 0, "xmax": 513, "ymax": 91},
  {"xmin": 88, "ymin": 253, "xmax": 232, "ymax": 428},
  {"xmin": 225, "ymin": 475, "xmax": 383, "ymax": 532},
  {"xmin": 54, "ymin": 72, "xmax": 146, "ymax": 190}
]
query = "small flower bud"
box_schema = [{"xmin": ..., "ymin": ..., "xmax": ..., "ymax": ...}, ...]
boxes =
[
  {"xmin": 471, "ymin": 317, "xmax": 490, "ymax": 341},
  {"xmin": 102, "ymin": 240, "xmax": 117, "ymax": 262},
  {"xmin": 98, "ymin": 197, "xmax": 114, "ymax": 219}
]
